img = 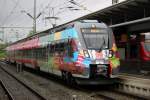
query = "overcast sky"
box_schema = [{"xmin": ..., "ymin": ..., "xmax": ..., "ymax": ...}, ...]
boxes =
[{"xmin": 0, "ymin": 0, "xmax": 125, "ymax": 42}]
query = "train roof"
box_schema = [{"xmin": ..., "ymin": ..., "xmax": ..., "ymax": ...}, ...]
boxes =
[
  {"xmin": 8, "ymin": 20, "xmax": 105, "ymax": 46},
  {"xmin": 8, "ymin": 0, "xmax": 150, "ymax": 46}
]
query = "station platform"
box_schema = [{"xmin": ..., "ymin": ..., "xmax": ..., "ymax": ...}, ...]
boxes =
[
  {"xmin": 118, "ymin": 72, "xmax": 150, "ymax": 80},
  {"xmin": 119, "ymin": 64, "xmax": 150, "ymax": 79}
]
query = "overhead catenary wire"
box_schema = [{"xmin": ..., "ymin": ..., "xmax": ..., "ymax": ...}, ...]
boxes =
[
  {"xmin": 1, "ymin": 0, "xmax": 88, "ymax": 28},
  {"xmin": 0, "ymin": 0, "xmax": 7, "ymax": 18},
  {"xmin": 1, "ymin": 0, "xmax": 49, "ymax": 28},
  {"xmin": 43, "ymin": 0, "xmax": 88, "ymax": 25},
  {"xmin": 0, "ymin": 0, "xmax": 92, "ymax": 42},
  {"xmin": 68, "ymin": 0, "xmax": 92, "ymax": 12},
  {"xmin": 1, "ymin": 0, "xmax": 93, "ymax": 33}
]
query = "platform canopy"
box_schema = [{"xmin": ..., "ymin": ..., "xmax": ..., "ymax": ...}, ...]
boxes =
[{"xmin": 78, "ymin": 0, "xmax": 150, "ymax": 28}]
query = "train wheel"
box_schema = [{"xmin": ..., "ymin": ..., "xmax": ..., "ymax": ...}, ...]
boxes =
[
  {"xmin": 36, "ymin": 67, "xmax": 40, "ymax": 74},
  {"xmin": 107, "ymin": 65, "xmax": 111, "ymax": 78},
  {"xmin": 61, "ymin": 71, "xmax": 76, "ymax": 86},
  {"xmin": 65, "ymin": 72, "xmax": 76, "ymax": 86}
]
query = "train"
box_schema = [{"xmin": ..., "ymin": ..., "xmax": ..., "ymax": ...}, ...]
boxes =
[
  {"xmin": 6, "ymin": 20, "xmax": 120, "ymax": 85},
  {"xmin": 140, "ymin": 32, "xmax": 150, "ymax": 73}
]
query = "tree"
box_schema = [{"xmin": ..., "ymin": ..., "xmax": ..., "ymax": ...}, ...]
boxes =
[
  {"xmin": 27, "ymin": 30, "xmax": 34, "ymax": 37},
  {"xmin": 0, "ymin": 43, "xmax": 7, "ymax": 59}
]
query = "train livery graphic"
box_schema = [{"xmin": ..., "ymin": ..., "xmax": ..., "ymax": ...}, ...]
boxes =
[{"xmin": 6, "ymin": 20, "xmax": 120, "ymax": 84}]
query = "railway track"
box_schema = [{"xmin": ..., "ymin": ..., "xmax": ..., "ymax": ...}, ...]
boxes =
[
  {"xmin": 0, "ymin": 61, "xmax": 149, "ymax": 100},
  {"xmin": 0, "ymin": 65, "xmax": 47, "ymax": 100},
  {"xmin": 0, "ymin": 80, "xmax": 11, "ymax": 100}
]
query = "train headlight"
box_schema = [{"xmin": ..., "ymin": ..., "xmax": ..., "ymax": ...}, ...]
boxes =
[{"xmin": 109, "ymin": 50, "xmax": 113, "ymax": 58}]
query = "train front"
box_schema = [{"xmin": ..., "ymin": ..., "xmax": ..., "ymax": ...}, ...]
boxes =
[{"xmin": 73, "ymin": 20, "xmax": 120, "ymax": 84}]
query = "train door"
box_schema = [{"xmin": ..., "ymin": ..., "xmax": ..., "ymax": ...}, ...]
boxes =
[{"xmin": 47, "ymin": 44, "xmax": 55, "ymax": 73}]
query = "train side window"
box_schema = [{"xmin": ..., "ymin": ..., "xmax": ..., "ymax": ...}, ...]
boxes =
[
  {"xmin": 26, "ymin": 50, "xmax": 28, "ymax": 58},
  {"xmin": 59, "ymin": 43, "xmax": 65, "ymax": 56},
  {"xmin": 51, "ymin": 45, "xmax": 54, "ymax": 53},
  {"xmin": 27, "ymin": 50, "xmax": 29, "ymax": 58},
  {"xmin": 50, "ymin": 44, "xmax": 55, "ymax": 56},
  {"xmin": 37, "ymin": 48, "xmax": 41, "ymax": 59},
  {"xmin": 54, "ymin": 43, "xmax": 60, "ymax": 56},
  {"xmin": 65, "ymin": 39, "xmax": 73, "ymax": 57},
  {"xmin": 55, "ymin": 43, "xmax": 58, "ymax": 51},
  {"xmin": 33, "ymin": 49, "xmax": 37, "ymax": 59},
  {"xmin": 30, "ymin": 50, "xmax": 32, "ymax": 58},
  {"xmin": 39, "ymin": 48, "xmax": 42, "ymax": 59},
  {"xmin": 59, "ymin": 43, "xmax": 64, "ymax": 51},
  {"xmin": 43, "ymin": 47, "xmax": 47, "ymax": 60},
  {"xmin": 63, "ymin": 42, "xmax": 68, "ymax": 56}
]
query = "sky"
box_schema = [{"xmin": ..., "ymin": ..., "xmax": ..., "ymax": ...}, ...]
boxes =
[{"xmin": 0, "ymin": 0, "xmax": 126, "ymax": 43}]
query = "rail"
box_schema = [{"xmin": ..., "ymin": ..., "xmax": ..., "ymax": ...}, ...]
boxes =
[
  {"xmin": 0, "ymin": 80, "xmax": 14, "ymax": 100},
  {"xmin": 0, "ymin": 65, "xmax": 47, "ymax": 100},
  {"xmin": 0, "ymin": 60, "xmax": 149, "ymax": 99}
]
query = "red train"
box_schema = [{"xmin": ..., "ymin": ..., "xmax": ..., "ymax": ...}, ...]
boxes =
[{"xmin": 140, "ymin": 32, "xmax": 150, "ymax": 72}]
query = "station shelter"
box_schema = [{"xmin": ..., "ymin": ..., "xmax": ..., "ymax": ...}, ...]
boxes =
[{"xmin": 77, "ymin": 0, "xmax": 150, "ymax": 74}]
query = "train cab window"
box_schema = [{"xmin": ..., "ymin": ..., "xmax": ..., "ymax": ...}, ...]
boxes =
[{"xmin": 81, "ymin": 29, "xmax": 108, "ymax": 50}]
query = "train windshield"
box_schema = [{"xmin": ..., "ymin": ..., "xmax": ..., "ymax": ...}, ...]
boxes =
[{"xmin": 81, "ymin": 28, "xmax": 108, "ymax": 50}]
